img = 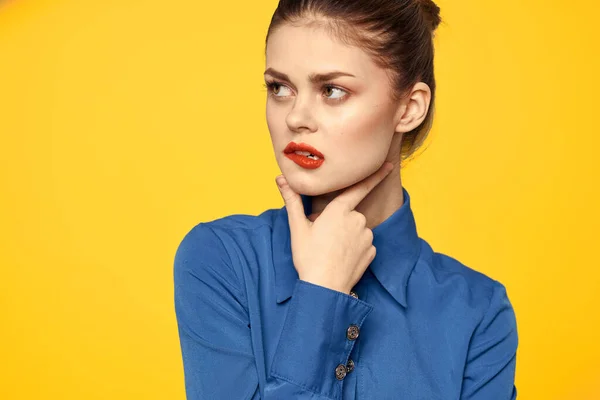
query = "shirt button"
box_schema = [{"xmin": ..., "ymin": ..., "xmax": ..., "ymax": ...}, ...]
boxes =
[
  {"xmin": 346, "ymin": 359, "xmax": 355, "ymax": 373},
  {"xmin": 346, "ymin": 324, "xmax": 360, "ymax": 340},
  {"xmin": 349, "ymin": 290, "xmax": 359, "ymax": 299},
  {"xmin": 335, "ymin": 364, "xmax": 347, "ymax": 380}
]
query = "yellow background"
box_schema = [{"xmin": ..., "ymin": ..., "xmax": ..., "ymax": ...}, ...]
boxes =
[{"xmin": 1, "ymin": 0, "xmax": 598, "ymax": 398}]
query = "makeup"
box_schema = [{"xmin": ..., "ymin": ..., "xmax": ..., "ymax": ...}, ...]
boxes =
[
  {"xmin": 283, "ymin": 142, "xmax": 325, "ymax": 169},
  {"xmin": 266, "ymin": 24, "xmax": 401, "ymax": 189}
]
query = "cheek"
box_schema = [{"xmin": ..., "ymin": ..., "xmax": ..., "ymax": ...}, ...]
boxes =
[
  {"xmin": 266, "ymin": 105, "xmax": 286, "ymax": 144},
  {"xmin": 328, "ymin": 104, "xmax": 394, "ymax": 158},
  {"xmin": 265, "ymin": 105, "xmax": 277, "ymax": 137},
  {"xmin": 266, "ymin": 104, "xmax": 292, "ymax": 168}
]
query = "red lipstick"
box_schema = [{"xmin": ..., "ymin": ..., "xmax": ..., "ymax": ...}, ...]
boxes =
[{"xmin": 283, "ymin": 142, "xmax": 325, "ymax": 169}]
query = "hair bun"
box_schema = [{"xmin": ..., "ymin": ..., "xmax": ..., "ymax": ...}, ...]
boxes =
[{"xmin": 417, "ymin": 0, "xmax": 441, "ymax": 31}]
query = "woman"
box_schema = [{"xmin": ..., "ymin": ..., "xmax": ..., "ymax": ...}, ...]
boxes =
[{"xmin": 174, "ymin": 0, "xmax": 518, "ymax": 399}]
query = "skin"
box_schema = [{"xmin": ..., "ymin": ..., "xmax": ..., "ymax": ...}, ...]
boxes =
[{"xmin": 265, "ymin": 21, "xmax": 432, "ymax": 230}]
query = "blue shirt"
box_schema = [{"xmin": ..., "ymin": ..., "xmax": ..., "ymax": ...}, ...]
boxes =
[{"xmin": 173, "ymin": 187, "xmax": 518, "ymax": 399}]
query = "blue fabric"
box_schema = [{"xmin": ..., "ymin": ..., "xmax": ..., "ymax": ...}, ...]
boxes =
[{"xmin": 173, "ymin": 187, "xmax": 518, "ymax": 399}]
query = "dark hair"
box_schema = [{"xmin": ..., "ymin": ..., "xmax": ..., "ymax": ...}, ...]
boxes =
[{"xmin": 265, "ymin": 0, "xmax": 442, "ymax": 162}]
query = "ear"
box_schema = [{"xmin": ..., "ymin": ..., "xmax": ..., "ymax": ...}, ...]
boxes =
[{"xmin": 394, "ymin": 82, "xmax": 431, "ymax": 133}]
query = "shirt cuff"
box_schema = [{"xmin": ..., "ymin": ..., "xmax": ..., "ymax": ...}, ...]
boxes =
[{"xmin": 270, "ymin": 279, "xmax": 374, "ymax": 400}]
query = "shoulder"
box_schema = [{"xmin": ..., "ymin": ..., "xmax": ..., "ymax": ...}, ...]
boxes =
[
  {"xmin": 416, "ymin": 239, "xmax": 516, "ymax": 319},
  {"xmin": 173, "ymin": 207, "xmax": 280, "ymax": 280},
  {"xmin": 176, "ymin": 207, "xmax": 278, "ymax": 250}
]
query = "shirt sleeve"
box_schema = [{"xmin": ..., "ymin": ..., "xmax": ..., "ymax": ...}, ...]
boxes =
[
  {"xmin": 460, "ymin": 281, "xmax": 519, "ymax": 399},
  {"xmin": 174, "ymin": 223, "xmax": 372, "ymax": 400},
  {"xmin": 269, "ymin": 279, "xmax": 374, "ymax": 400},
  {"xmin": 173, "ymin": 223, "xmax": 259, "ymax": 399}
]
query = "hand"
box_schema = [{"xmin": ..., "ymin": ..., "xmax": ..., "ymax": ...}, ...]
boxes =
[{"xmin": 275, "ymin": 162, "xmax": 394, "ymax": 294}]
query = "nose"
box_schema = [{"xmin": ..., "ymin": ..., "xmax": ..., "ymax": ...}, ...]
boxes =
[{"xmin": 285, "ymin": 95, "xmax": 318, "ymax": 133}]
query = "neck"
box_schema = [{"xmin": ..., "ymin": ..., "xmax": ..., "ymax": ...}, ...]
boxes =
[{"xmin": 310, "ymin": 163, "xmax": 405, "ymax": 230}]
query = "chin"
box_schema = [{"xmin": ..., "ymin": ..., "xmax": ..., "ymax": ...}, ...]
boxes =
[
  {"xmin": 284, "ymin": 176, "xmax": 324, "ymax": 196},
  {"xmin": 283, "ymin": 171, "xmax": 348, "ymax": 197},
  {"xmin": 278, "ymin": 156, "xmax": 368, "ymax": 196}
]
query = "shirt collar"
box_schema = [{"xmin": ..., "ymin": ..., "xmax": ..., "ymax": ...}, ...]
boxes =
[{"xmin": 272, "ymin": 186, "xmax": 421, "ymax": 308}]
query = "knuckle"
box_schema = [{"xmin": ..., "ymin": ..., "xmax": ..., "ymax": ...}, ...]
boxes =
[{"xmin": 355, "ymin": 212, "xmax": 367, "ymax": 225}]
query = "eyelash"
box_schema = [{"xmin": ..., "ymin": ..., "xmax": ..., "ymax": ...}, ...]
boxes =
[{"xmin": 263, "ymin": 80, "xmax": 349, "ymax": 103}]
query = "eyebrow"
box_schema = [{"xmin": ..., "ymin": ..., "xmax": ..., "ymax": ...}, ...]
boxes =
[{"xmin": 264, "ymin": 68, "xmax": 356, "ymax": 84}]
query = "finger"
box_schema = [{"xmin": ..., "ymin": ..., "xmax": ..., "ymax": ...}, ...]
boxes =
[
  {"xmin": 275, "ymin": 175, "xmax": 309, "ymax": 235},
  {"xmin": 333, "ymin": 162, "xmax": 394, "ymax": 211}
]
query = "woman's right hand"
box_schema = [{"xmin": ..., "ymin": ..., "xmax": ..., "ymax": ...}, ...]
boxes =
[{"xmin": 275, "ymin": 161, "xmax": 394, "ymax": 294}]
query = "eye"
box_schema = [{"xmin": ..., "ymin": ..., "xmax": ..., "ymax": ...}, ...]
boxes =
[
  {"xmin": 323, "ymin": 86, "xmax": 347, "ymax": 100},
  {"xmin": 263, "ymin": 80, "xmax": 350, "ymax": 103},
  {"xmin": 264, "ymin": 81, "xmax": 293, "ymax": 98}
]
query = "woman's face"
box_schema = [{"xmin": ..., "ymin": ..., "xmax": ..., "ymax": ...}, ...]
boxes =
[{"xmin": 265, "ymin": 23, "xmax": 403, "ymax": 196}]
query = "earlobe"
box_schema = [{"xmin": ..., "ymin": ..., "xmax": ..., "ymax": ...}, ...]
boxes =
[{"xmin": 394, "ymin": 82, "xmax": 431, "ymax": 133}]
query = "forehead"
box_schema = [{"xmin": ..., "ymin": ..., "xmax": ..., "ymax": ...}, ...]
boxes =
[{"xmin": 265, "ymin": 24, "xmax": 381, "ymax": 80}]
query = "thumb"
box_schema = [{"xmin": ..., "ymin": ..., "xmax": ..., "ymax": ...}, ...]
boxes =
[{"xmin": 276, "ymin": 175, "xmax": 309, "ymax": 234}]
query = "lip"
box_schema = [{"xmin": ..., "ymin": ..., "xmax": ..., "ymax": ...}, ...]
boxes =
[
  {"xmin": 283, "ymin": 142, "xmax": 325, "ymax": 158},
  {"xmin": 283, "ymin": 141, "xmax": 325, "ymax": 170}
]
